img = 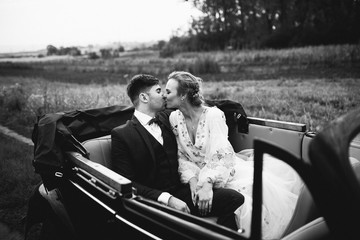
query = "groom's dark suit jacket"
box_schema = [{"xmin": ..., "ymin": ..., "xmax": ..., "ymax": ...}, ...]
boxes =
[{"xmin": 111, "ymin": 110, "xmax": 182, "ymax": 201}]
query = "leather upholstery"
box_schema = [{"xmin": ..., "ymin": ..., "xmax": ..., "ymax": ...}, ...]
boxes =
[
  {"xmin": 281, "ymin": 185, "xmax": 319, "ymax": 237},
  {"xmin": 82, "ymin": 135, "xmax": 112, "ymax": 168},
  {"xmin": 282, "ymin": 217, "xmax": 330, "ymax": 240}
]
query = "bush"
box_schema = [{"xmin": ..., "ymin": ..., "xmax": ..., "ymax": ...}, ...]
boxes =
[
  {"xmin": 192, "ymin": 57, "xmax": 220, "ymax": 74},
  {"xmin": 100, "ymin": 49, "xmax": 112, "ymax": 59},
  {"xmin": 160, "ymin": 44, "xmax": 179, "ymax": 58},
  {"xmin": 88, "ymin": 52, "xmax": 100, "ymax": 60},
  {"xmin": 261, "ymin": 28, "xmax": 295, "ymax": 49},
  {"xmin": 0, "ymin": 84, "xmax": 27, "ymax": 112}
]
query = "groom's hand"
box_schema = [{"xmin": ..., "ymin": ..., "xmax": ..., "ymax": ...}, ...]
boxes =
[{"xmin": 168, "ymin": 196, "xmax": 191, "ymax": 214}]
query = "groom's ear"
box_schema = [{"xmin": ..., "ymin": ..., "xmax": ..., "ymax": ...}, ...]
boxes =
[{"xmin": 139, "ymin": 92, "xmax": 149, "ymax": 103}]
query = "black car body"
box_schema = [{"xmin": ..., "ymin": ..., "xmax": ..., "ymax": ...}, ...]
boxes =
[{"xmin": 26, "ymin": 100, "xmax": 360, "ymax": 240}]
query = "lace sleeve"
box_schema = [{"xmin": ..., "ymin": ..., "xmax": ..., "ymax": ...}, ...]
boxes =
[
  {"xmin": 198, "ymin": 108, "xmax": 236, "ymax": 188},
  {"xmin": 178, "ymin": 150, "xmax": 200, "ymax": 184}
]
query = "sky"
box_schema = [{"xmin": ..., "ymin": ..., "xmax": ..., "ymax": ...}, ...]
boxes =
[{"xmin": 0, "ymin": 0, "xmax": 201, "ymax": 53}]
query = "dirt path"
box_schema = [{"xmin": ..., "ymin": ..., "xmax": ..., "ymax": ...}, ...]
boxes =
[
  {"xmin": 0, "ymin": 125, "xmax": 33, "ymax": 239},
  {"xmin": 0, "ymin": 125, "xmax": 33, "ymax": 146}
]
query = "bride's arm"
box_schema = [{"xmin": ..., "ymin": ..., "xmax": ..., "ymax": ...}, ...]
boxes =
[{"xmin": 178, "ymin": 150, "xmax": 200, "ymax": 184}]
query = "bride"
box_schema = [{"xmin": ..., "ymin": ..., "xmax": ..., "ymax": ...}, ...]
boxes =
[{"xmin": 164, "ymin": 71, "xmax": 303, "ymax": 239}]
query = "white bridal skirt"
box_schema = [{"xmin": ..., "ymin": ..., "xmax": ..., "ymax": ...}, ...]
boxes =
[{"xmin": 225, "ymin": 149, "xmax": 304, "ymax": 239}]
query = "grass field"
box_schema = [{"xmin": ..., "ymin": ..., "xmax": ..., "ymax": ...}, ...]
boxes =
[
  {"xmin": 0, "ymin": 134, "xmax": 41, "ymax": 239},
  {"xmin": 0, "ymin": 44, "xmax": 359, "ymax": 239},
  {"xmin": 1, "ymin": 76, "xmax": 359, "ymax": 139},
  {"xmin": 1, "ymin": 44, "xmax": 359, "ymax": 85}
]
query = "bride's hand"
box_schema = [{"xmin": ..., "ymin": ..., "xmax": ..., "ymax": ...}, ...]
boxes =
[
  {"xmin": 189, "ymin": 177, "xmax": 198, "ymax": 205},
  {"xmin": 196, "ymin": 179, "xmax": 213, "ymax": 216}
]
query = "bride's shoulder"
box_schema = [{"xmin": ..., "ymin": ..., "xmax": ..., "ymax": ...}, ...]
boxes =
[
  {"xmin": 205, "ymin": 106, "xmax": 225, "ymax": 118},
  {"xmin": 169, "ymin": 109, "xmax": 180, "ymax": 116},
  {"xmin": 169, "ymin": 109, "xmax": 181, "ymax": 121}
]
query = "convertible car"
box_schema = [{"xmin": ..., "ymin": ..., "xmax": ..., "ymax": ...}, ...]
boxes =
[{"xmin": 25, "ymin": 100, "xmax": 360, "ymax": 240}]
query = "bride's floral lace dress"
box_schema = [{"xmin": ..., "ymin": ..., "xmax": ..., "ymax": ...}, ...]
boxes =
[{"xmin": 169, "ymin": 106, "xmax": 303, "ymax": 239}]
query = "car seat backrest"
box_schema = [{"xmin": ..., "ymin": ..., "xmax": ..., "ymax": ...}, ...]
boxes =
[{"xmin": 82, "ymin": 135, "xmax": 112, "ymax": 168}]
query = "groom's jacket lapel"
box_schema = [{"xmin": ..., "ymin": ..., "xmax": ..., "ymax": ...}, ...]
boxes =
[
  {"xmin": 157, "ymin": 112, "xmax": 172, "ymax": 132},
  {"xmin": 131, "ymin": 116, "xmax": 156, "ymax": 164}
]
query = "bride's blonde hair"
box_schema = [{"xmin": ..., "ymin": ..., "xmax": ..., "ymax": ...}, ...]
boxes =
[{"xmin": 167, "ymin": 71, "xmax": 204, "ymax": 106}]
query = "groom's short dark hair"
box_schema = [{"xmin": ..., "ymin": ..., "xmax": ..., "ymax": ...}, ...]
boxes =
[{"xmin": 127, "ymin": 74, "xmax": 159, "ymax": 105}]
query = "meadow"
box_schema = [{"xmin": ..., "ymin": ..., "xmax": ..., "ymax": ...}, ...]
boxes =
[
  {"xmin": 0, "ymin": 134, "xmax": 40, "ymax": 240},
  {"xmin": 0, "ymin": 44, "xmax": 359, "ymax": 239},
  {"xmin": 1, "ymin": 44, "xmax": 359, "ymax": 85},
  {"xmin": 1, "ymin": 76, "xmax": 359, "ymax": 139},
  {"xmin": 0, "ymin": 44, "xmax": 359, "ymax": 138}
]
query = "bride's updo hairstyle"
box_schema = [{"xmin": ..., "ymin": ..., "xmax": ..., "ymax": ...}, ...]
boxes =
[{"xmin": 167, "ymin": 71, "xmax": 203, "ymax": 106}]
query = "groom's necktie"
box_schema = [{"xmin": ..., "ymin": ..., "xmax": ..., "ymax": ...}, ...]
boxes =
[
  {"xmin": 147, "ymin": 116, "xmax": 163, "ymax": 145},
  {"xmin": 148, "ymin": 116, "xmax": 160, "ymax": 126}
]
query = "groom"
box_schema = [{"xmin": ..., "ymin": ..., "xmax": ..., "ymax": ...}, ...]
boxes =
[{"xmin": 111, "ymin": 74, "xmax": 244, "ymax": 230}]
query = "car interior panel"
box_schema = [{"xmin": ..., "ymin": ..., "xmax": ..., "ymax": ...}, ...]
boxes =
[{"xmin": 231, "ymin": 117, "xmax": 306, "ymax": 159}]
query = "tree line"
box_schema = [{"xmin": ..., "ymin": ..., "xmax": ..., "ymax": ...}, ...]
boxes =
[
  {"xmin": 46, "ymin": 45, "xmax": 125, "ymax": 59},
  {"xmin": 160, "ymin": 0, "xmax": 360, "ymax": 56},
  {"xmin": 46, "ymin": 0, "xmax": 360, "ymax": 58}
]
